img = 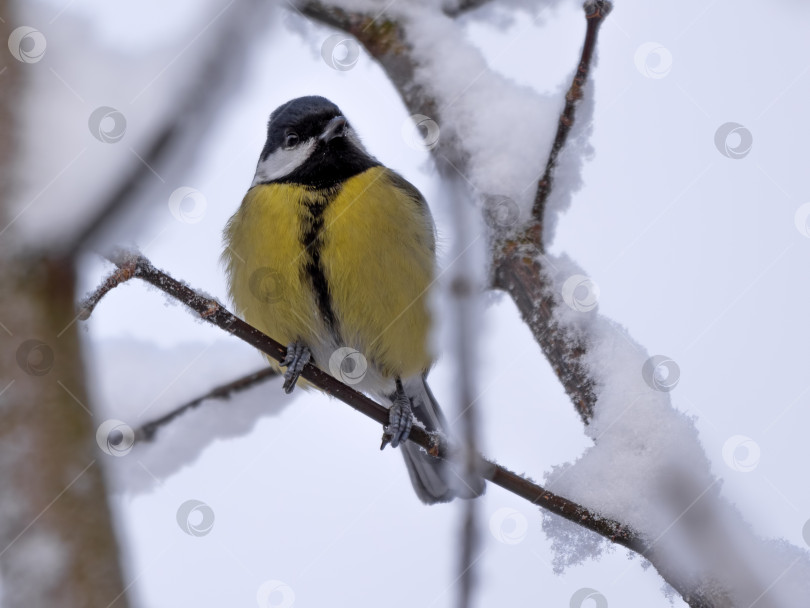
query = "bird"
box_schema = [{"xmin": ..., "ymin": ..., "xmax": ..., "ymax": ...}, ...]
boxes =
[{"xmin": 222, "ymin": 95, "xmax": 484, "ymax": 503}]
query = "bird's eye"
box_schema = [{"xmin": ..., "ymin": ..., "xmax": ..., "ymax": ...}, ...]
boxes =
[{"xmin": 284, "ymin": 132, "xmax": 299, "ymax": 149}]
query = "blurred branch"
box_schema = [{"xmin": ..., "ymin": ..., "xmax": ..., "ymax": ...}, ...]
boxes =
[
  {"xmin": 82, "ymin": 251, "xmax": 641, "ymax": 551},
  {"xmin": 64, "ymin": 0, "xmax": 269, "ymax": 259},
  {"xmin": 0, "ymin": 3, "xmax": 130, "ymax": 605},
  {"xmin": 135, "ymin": 367, "xmax": 279, "ymax": 442}
]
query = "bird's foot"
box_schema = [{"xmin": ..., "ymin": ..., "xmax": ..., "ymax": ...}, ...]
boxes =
[
  {"xmin": 381, "ymin": 379, "xmax": 413, "ymax": 450},
  {"xmin": 280, "ymin": 341, "xmax": 311, "ymax": 394}
]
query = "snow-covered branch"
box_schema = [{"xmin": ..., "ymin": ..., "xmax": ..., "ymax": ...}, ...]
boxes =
[
  {"xmin": 82, "ymin": 251, "xmax": 642, "ymax": 550},
  {"xmin": 135, "ymin": 367, "xmax": 279, "ymax": 443},
  {"xmin": 296, "ymin": 1, "xmax": 810, "ymax": 606}
]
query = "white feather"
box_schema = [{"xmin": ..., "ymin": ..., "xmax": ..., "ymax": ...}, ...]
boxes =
[{"xmin": 252, "ymin": 138, "xmax": 317, "ymax": 185}]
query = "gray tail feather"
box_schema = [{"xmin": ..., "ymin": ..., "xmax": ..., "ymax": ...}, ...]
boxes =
[{"xmin": 401, "ymin": 375, "xmax": 486, "ymax": 504}]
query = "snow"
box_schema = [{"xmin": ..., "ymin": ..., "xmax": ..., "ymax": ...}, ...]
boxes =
[
  {"xmin": 8, "ymin": 0, "xmax": 268, "ymax": 253},
  {"xmin": 9, "ymin": 0, "xmax": 810, "ymax": 606},
  {"xmin": 85, "ymin": 337, "xmax": 297, "ymax": 493},
  {"xmin": 400, "ymin": 6, "xmax": 560, "ymax": 229},
  {"xmin": 541, "ymin": 251, "xmax": 810, "ymax": 604}
]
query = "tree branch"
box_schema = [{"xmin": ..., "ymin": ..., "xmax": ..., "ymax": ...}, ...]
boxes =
[
  {"xmin": 135, "ymin": 367, "xmax": 279, "ymax": 442},
  {"xmin": 296, "ymin": 2, "xmax": 742, "ymax": 605},
  {"xmin": 530, "ymin": 0, "xmax": 611, "ymax": 230},
  {"xmin": 82, "ymin": 251, "xmax": 638, "ymax": 550},
  {"xmin": 64, "ymin": 0, "xmax": 270, "ymax": 259}
]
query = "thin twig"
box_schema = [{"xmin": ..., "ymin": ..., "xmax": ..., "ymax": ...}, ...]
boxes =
[
  {"xmin": 82, "ymin": 251, "xmax": 639, "ymax": 550},
  {"xmin": 530, "ymin": 0, "xmax": 612, "ymax": 231},
  {"xmin": 134, "ymin": 367, "xmax": 279, "ymax": 442}
]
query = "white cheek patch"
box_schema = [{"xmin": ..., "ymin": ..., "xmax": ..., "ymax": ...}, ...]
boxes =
[{"xmin": 252, "ymin": 138, "xmax": 317, "ymax": 185}]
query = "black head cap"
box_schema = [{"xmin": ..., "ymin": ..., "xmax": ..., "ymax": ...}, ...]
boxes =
[
  {"xmin": 254, "ymin": 96, "xmax": 379, "ymax": 188},
  {"xmin": 262, "ymin": 96, "xmax": 341, "ymax": 157}
]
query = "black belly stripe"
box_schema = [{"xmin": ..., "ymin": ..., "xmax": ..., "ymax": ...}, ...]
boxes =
[{"xmin": 300, "ymin": 186, "xmax": 340, "ymax": 334}]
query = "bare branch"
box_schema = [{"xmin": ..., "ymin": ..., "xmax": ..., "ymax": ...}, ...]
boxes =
[
  {"xmin": 135, "ymin": 367, "xmax": 279, "ymax": 443},
  {"xmin": 82, "ymin": 251, "xmax": 639, "ymax": 550}
]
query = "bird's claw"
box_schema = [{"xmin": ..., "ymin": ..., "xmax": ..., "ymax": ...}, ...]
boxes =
[
  {"xmin": 384, "ymin": 390, "xmax": 413, "ymax": 449},
  {"xmin": 281, "ymin": 342, "xmax": 311, "ymax": 394}
]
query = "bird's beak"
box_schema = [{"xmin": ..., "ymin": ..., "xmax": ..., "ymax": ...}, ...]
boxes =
[{"xmin": 319, "ymin": 116, "xmax": 347, "ymax": 142}]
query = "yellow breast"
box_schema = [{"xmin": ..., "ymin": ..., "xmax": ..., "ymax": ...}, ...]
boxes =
[{"xmin": 222, "ymin": 166, "xmax": 435, "ymax": 380}]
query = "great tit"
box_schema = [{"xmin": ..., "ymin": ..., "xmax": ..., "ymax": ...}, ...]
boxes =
[{"xmin": 222, "ymin": 96, "xmax": 484, "ymax": 503}]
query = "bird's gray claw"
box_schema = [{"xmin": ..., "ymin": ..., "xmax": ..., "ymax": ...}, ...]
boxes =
[
  {"xmin": 281, "ymin": 342, "xmax": 311, "ymax": 394},
  {"xmin": 386, "ymin": 392, "xmax": 413, "ymax": 449}
]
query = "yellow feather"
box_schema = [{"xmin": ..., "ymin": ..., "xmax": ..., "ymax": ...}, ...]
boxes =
[{"xmin": 222, "ymin": 166, "xmax": 435, "ymax": 381}]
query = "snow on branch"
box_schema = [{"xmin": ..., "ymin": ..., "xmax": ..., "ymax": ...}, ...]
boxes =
[
  {"xmin": 135, "ymin": 367, "xmax": 279, "ymax": 443},
  {"xmin": 81, "ymin": 250, "xmax": 641, "ymax": 551},
  {"xmin": 297, "ymin": 1, "xmax": 810, "ymax": 606}
]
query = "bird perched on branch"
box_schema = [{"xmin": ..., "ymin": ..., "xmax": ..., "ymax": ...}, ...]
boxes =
[{"xmin": 222, "ymin": 95, "xmax": 483, "ymax": 503}]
